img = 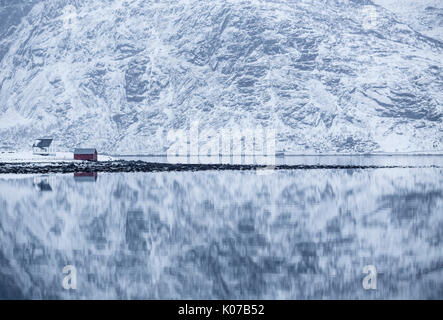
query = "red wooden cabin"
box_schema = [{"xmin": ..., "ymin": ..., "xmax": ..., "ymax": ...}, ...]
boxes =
[{"xmin": 74, "ymin": 148, "xmax": 98, "ymax": 161}]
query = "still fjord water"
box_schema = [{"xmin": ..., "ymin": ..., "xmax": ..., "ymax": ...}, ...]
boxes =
[{"xmin": 0, "ymin": 158, "xmax": 442, "ymax": 299}]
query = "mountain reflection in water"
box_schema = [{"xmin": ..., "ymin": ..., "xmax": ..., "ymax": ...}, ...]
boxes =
[{"xmin": 0, "ymin": 168, "xmax": 442, "ymax": 299}]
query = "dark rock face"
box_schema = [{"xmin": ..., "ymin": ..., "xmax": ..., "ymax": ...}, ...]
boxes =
[{"xmin": 0, "ymin": 0, "xmax": 441, "ymax": 154}]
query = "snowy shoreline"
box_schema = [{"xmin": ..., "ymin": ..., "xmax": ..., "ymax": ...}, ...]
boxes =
[
  {"xmin": 2, "ymin": 151, "xmax": 441, "ymax": 164},
  {"xmin": 0, "ymin": 151, "xmax": 113, "ymax": 163}
]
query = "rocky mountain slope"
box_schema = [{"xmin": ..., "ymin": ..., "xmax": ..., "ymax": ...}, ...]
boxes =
[{"xmin": 0, "ymin": 0, "xmax": 442, "ymax": 154}]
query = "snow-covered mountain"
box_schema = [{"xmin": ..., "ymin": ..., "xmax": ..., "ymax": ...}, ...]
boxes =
[{"xmin": 0, "ymin": 0, "xmax": 442, "ymax": 154}]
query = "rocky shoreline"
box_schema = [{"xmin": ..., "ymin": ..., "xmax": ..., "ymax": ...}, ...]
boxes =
[{"xmin": 0, "ymin": 160, "xmax": 438, "ymax": 174}]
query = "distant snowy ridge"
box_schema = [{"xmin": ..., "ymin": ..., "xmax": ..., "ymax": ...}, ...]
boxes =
[{"xmin": 0, "ymin": 0, "xmax": 441, "ymax": 154}]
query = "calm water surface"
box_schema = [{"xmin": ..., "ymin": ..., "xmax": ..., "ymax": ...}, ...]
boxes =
[
  {"xmin": 116, "ymin": 154, "xmax": 443, "ymax": 167},
  {"xmin": 0, "ymin": 163, "xmax": 442, "ymax": 299}
]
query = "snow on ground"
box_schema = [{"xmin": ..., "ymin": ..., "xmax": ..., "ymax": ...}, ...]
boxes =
[{"xmin": 0, "ymin": 151, "xmax": 113, "ymax": 163}]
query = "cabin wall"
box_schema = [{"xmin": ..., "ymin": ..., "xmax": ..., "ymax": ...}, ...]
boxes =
[{"xmin": 74, "ymin": 153, "xmax": 98, "ymax": 161}]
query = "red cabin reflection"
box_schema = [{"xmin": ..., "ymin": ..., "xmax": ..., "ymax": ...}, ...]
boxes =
[{"xmin": 74, "ymin": 172, "xmax": 98, "ymax": 182}]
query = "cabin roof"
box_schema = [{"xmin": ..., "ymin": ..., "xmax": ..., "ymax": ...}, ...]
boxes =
[
  {"xmin": 33, "ymin": 138, "xmax": 53, "ymax": 148},
  {"xmin": 74, "ymin": 148, "xmax": 97, "ymax": 154}
]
